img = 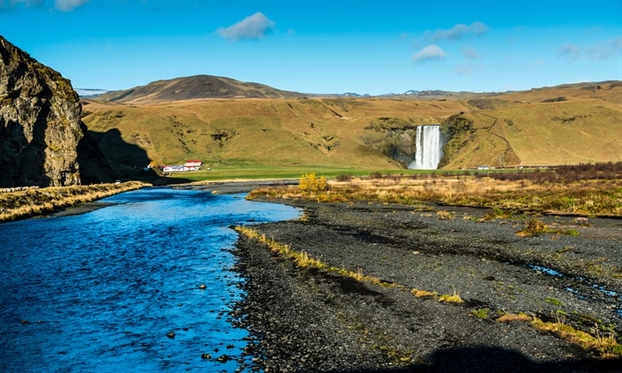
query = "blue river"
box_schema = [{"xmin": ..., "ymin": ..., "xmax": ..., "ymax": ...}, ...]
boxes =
[{"xmin": 0, "ymin": 187, "xmax": 300, "ymax": 372}]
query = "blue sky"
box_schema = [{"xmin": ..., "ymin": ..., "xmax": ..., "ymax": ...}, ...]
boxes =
[{"xmin": 1, "ymin": 0, "xmax": 621, "ymax": 95}]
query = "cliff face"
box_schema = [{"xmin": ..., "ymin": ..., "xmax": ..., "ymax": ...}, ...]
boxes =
[{"xmin": 0, "ymin": 36, "xmax": 113, "ymax": 187}]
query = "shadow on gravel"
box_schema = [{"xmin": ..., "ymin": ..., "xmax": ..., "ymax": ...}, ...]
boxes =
[{"xmin": 338, "ymin": 346, "xmax": 621, "ymax": 373}]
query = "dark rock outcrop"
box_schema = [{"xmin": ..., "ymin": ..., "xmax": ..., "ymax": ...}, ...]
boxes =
[{"xmin": 0, "ymin": 36, "xmax": 114, "ymax": 187}]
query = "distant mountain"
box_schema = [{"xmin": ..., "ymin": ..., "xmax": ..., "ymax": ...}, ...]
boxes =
[
  {"xmin": 98, "ymin": 75, "xmax": 305, "ymax": 103},
  {"xmin": 341, "ymin": 92, "xmax": 371, "ymax": 97}
]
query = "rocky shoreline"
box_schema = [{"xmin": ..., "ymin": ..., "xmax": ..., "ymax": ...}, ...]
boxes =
[{"xmin": 231, "ymin": 197, "xmax": 622, "ymax": 372}]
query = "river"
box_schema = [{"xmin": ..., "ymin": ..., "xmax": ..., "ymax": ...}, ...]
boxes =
[{"xmin": 0, "ymin": 187, "xmax": 300, "ymax": 372}]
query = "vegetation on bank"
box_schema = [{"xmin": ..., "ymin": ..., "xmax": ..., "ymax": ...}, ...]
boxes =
[
  {"xmin": 247, "ymin": 163, "xmax": 622, "ymax": 217},
  {"xmin": 0, "ymin": 181, "xmax": 150, "ymax": 223}
]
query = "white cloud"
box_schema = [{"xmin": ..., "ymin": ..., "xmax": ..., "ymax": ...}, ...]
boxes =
[
  {"xmin": 55, "ymin": 0, "xmax": 88, "ymax": 12},
  {"xmin": 412, "ymin": 45, "xmax": 446, "ymax": 63},
  {"xmin": 429, "ymin": 22, "xmax": 488, "ymax": 42},
  {"xmin": 559, "ymin": 43, "xmax": 581, "ymax": 61},
  {"xmin": 217, "ymin": 12, "xmax": 275, "ymax": 41}
]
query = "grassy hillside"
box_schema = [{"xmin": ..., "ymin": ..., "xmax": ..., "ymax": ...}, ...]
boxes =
[
  {"xmin": 441, "ymin": 82, "xmax": 622, "ymax": 168},
  {"xmin": 83, "ymin": 97, "xmax": 466, "ymax": 174},
  {"xmin": 82, "ymin": 81, "xmax": 622, "ymax": 177}
]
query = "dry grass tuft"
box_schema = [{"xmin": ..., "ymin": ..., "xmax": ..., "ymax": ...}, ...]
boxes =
[
  {"xmin": 411, "ymin": 289, "xmax": 438, "ymax": 298},
  {"xmin": 497, "ymin": 312, "xmax": 532, "ymax": 323},
  {"xmin": 438, "ymin": 291, "xmax": 464, "ymax": 304},
  {"xmin": 436, "ymin": 210, "xmax": 455, "ymax": 220},
  {"xmin": 497, "ymin": 312, "xmax": 622, "ymax": 358}
]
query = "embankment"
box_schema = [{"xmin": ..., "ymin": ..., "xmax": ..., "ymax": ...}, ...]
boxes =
[{"xmin": 0, "ymin": 181, "xmax": 150, "ymax": 223}]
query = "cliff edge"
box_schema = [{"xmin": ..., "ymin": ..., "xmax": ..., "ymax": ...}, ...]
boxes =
[{"xmin": 0, "ymin": 36, "xmax": 114, "ymax": 187}]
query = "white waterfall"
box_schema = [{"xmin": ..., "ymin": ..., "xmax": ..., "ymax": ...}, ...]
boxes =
[{"xmin": 408, "ymin": 125, "xmax": 443, "ymax": 170}]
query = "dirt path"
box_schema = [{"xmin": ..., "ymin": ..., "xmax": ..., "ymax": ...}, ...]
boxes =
[{"xmin": 232, "ymin": 198, "xmax": 622, "ymax": 372}]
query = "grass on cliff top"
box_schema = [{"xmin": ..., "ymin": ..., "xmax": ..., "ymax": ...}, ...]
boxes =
[
  {"xmin": 247, "ymin": 163, "xmax": 622, "ymax": 217},
  {"xmin": 0, "ymin": 181, "xmax": 149, "ymax": 223}
]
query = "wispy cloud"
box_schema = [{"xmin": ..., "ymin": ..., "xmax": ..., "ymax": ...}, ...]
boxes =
[
  {"xmin": 412, "ymin": 45, "xmax": 446, "ymax": 63},
  {"xmin": 529, "ymin": 59, "xmax": 547, "ymax": 68},
  {"xmin": 559, "ymin": 43, "xmax": 581, "ymax": 61},
  {"xmin": 455, "ymin": 63, "xmax": 474, "ymax": 75},
  {"xmin": 0, "ymin": 0, "xmax": 87, "ymax": 11},
  {"xmin": 217, "ymin": 12, "xmax": 275, "ymax": 42},
  {"xmin": 462, "ymin": 47, "xmax": 480, "ymax": 59},
  {"xmin": 428, "ymin": 22, "xmax": 488, "ymax": 42},
  {"xmin": 55, "ymin": 0, "xmax": 88, "ymax": 12},
  {"xmin": 0, "ymin": 0, "xmax": 43, "ymax": 9},
  {"xmin": 559, "ymin": 38, "xmax": 621, "ymax": 62},
  {"xmin": 587, "ymin": 37, "xmax": 622, "ymax": 60}
]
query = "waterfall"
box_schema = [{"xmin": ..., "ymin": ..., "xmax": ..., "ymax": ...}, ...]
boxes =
[{"xmin": 408, "ymin": 125, "xmax": 443, "ymax": 170}]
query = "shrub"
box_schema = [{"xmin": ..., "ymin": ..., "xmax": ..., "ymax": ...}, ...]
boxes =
[
  {"xmin": 517, "ymin": 218, "xmax": 548, "ymax": 236},
  {"xmin": 471, "ymin": 308, "xmax": 490, "ymax": 320},
  {"xmin": 566, "ymin": 229, "xmax": 580, "ymax": 237},
  {"xmin": 299, "ymin": 173, "xmax": 329, "ymax": 192},
  {"xmin": 336, "ymin": 174, "xmax": 353, "ymax": 182}
]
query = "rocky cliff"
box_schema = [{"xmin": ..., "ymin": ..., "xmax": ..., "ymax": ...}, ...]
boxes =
[{"xmin": 0, "ymin": 36, "xmax": 114, "ymax": 187}]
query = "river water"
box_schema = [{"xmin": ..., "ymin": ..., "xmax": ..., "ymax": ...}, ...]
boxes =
[{"xmin": 0, "ymin": 187, "xmax": 300, "ymax": 372}]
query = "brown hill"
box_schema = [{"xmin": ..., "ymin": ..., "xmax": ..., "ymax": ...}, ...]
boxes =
[
  {"xmin": 98, "ymin": 75, "xmax": 304, "ymax": 104},
  {"xmin": 82, "ymin": 80, "xmax": 622, "ymax": 176}
]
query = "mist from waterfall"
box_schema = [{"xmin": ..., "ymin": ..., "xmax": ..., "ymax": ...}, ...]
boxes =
[{"xmin": 408, "ymin": 125, "xmax": 443, "ymax": 170}]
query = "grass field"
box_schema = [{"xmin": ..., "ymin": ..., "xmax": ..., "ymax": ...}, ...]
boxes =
[{"xmin": 248, "ymin": 163, "xmax": 622, "ymax": 217}]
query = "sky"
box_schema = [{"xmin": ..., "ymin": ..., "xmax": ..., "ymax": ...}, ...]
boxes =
[{"xmin": 1, "ymin": 0, "xmax": 621, "ymax": 95}]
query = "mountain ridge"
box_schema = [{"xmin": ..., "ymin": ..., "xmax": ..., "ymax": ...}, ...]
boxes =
[
  {"xmin": 98, "ymin": 74, "xmax": 306, "ymax": 103},
  {"xmin": 95, "ymin": 74, "xmax": 621, "ymax": 104}
]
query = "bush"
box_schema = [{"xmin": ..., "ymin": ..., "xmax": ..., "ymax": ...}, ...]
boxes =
[
  {"xmin": 370, "ymin": 171, "xmax": 383, "ymax": 179},
  {"xmin": 299, "ymin": 173, "xmax": 329, "ymax": 192},
  {"xmin": 517, "ymin": 217, "xmax": 549, "ymax": 236},
  {"xmin": 336, "ymin": 174, "xmax": 353, "ymax": 182}
]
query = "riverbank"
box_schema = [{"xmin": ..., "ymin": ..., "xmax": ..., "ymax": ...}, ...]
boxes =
[
  {"xmin": 0, "ymin": 181, "xmax": 150, "ymax": 223},
  {"xmin": 232, "ymin": 197, "xmax": 622, "ymax": 372},
  {"xmin": 181, "ymin": 179, "xmax": 299, "ymax": 194}
]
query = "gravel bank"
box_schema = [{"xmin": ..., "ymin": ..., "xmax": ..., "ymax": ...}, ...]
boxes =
[{"xmin": 232, "ymin": 198, "xmax": 622, "ymax": 372}]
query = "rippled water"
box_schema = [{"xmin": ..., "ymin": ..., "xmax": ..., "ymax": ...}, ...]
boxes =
[{"xmin": 0, "ymin": 188, "xmax": 299, "ymax": 372}]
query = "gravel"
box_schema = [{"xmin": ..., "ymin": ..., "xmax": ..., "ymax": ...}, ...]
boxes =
[{"xmin": 231, "ymin": 198, "xmax": 622, "ymax": 372}]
